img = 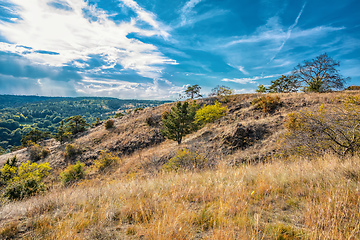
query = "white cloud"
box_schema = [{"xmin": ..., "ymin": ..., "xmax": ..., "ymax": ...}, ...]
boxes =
[
  {"xmin": 76, "ymin": 77, "xmax": 185, "ymax": 100},
  {"xmin": 222, "ymin": 73, "xmax": 285, "ymax": 84},
  {"xmin": 0, "ymin": 0, "xmax": 176, "ymax": 79}
]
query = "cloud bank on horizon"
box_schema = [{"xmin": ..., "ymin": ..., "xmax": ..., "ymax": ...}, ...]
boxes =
[{"xmin": 0, "ymin": 0, "xmax": 359, "ymax": 99}]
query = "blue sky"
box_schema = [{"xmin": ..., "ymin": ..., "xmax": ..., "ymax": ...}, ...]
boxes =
[{"xmin": 0, "ymin": 0, "xmax": 359, "ymax": 100}]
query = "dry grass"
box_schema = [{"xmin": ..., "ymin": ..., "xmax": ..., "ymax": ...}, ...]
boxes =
[{"xmin": 1, "ymin": 154, "xmax": 360, "ymax": 239}]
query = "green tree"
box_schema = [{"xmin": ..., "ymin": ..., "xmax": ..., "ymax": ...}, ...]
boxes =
[
  {"xmin": 185, "ymin": 84, "xmax": 202, "ymax": 99},
  {"xmin": 20, "ymin": 129, "xmax": 50, "ymax": 146},
  {"xmin": 292, "ymin": 53, "xmax": 349, "ymax": 92},
  {"xmin": 268, "ymin": 75, "xmax": 299, "ymax": 93},
  {"xmin": 55, "ymin": 121, "xmax": 70, "ymax": 143},
  {"xmin": 65, "ymin": 115, "xmax": 89, "ymax": 135},
  {"xmin": 161, "ymin": 101, "xmax": 198, "ymax": 144},
  {"xmin": 256, "ymin": 84, "xmax": 267, "ymax": 93}
]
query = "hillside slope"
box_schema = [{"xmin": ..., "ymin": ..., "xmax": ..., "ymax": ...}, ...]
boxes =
[
  {"xmin": 1, "ymin": 91, "xmax": 354, "ymax": 169},
  {"xmin": 0, "ymin": 91, "xmax": 360, "ymax": 239}
]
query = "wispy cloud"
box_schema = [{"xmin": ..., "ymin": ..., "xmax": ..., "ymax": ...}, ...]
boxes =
[
  {"xmin": 180, "ymin": 0, "xmax": 202, "ymax": 26},
  {"xmin": 119, "ymin": 0, "xmax": 171, "ymax": 39},
  {"xmin": 269, "ymin": 2, "xmax": 306, "ymax": 62},
  {"xmin": 177, "ymin": 0, "xmax": 227, "ymax": 28},
  {"xmin": 225, "ymin": 18, "xmax": 344, "ymax": 47},
  {"xmin": 222, "ymin": 73, "xmax": 287, "ymax": 84},
  {"xmin": 0, "ymin": 0, "xmax": 177, "ymax": 79}
]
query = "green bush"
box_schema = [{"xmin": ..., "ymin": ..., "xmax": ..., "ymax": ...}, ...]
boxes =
[
  {"xmin": 1, "ymin": 161, "xmax": 51, "ymax": 200},
  {"xmin": 114, "ymin": 112, "xmax": 124, "ymax": 118},
  {"xmin": 105, "ymin": 119, "xmax": 115, "ymax": 129},
  {"xmin": 195, "ymin": 101, "xmax": 227, "ymax": 126},
  {"xmin": 60, "ymin": 161, "xmax": 85, "ymax": 185},
  {"xmin": 94, "ymin": 151, "xmax": 119, "ymax": 171},
  {"xmin": 164, "ymin": 149, "xmax": 208, "ymax": 171},
  {"xmin": 252, "ymin": 96, "xmax": 281, "ymax": 113}
]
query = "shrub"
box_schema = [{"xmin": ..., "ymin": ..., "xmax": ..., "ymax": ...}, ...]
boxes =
[
  {"xmin": 145, "ymin": 116, "xmax": 156, "ymax": 127},
  {"xmin": 60, "ymin": 161, "xmax": 85, "ymax": 186},
  {"xmin": 28, "ymin": 143, "xmax": 50, "ymax": 162},
  {"xmin": 92, "ymin": 117, "xmax": 100, "ymax": 127},
  {"xmin": 134, "ymin": 107, "xmax": 144, "ymax": 112},
  {"xmin": 0, "ymin": 164, "xmax": 17, "ymax": 186},
  {"xmin": 64, "ymin": 144, "xmax": 80, "ymax": 160},
  {"xmin": 281, "ymin": 101, "xmax": 360, "ymax": 157},
  {"xmin": 114, "ymin": 112, "xmax": 124, "ymax": 118},
  {"xmin": 105, "ymin": 119, "xmax": 115, "ymax": 129},
  {"xmin": 346, "ymin": 85, "xmax": 360, "ymax": 91},
  {"xmin": 195, "ymin": 101, "xmax": 227, "ymax": 126},
  {"xmin": 94, "ymin": 151, "xmax": 119, "ymax": 172},
  {"xmin": 164, "ymin": 149, "xmax": 208, "ymax": 171},
  {"xmin": 252, "ymin": 96, "xmax": 281, "ymax": 113},
  {"xmin": 2, "ymin": 161, "xmax": 51, "ymax": 200}
]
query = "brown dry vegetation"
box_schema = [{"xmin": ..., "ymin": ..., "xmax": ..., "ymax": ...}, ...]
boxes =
[{"xmin": 1, "ymin": 91, "xmax": 360, "ymax": 239}]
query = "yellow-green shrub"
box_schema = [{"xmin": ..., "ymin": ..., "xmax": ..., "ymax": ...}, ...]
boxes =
[
  {"xmin": 60, "ymin": 161, "xmax": 85, "ymax": 186},
  {"xmin": 94, "ymin": 151, "xmax": 119, "ymax": 171},
  {"xmin": 2, "ymin": 161, "xmax": 51, "ymax": 200},
  {"xmin": 164, "ymin": 149, "xmax": 208, "ymax": 171},
  {"xmin": 252, "ymin": 95, "xmax": 281, "ymax": 113},
  {"xmin": 195, "ymin": 101, "xmax": 227, "ymax": 126}
]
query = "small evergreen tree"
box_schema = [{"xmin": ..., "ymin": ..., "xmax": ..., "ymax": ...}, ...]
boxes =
[
  {"xmin": 161, "ymin": 101, "xmax": 198, "ymax": 144},
  {"xmin": 21, "ymin": 129, "xmax": 50, "ymax": 146},
  {"xmin": 256, "ymin": 84, "xmax": 267, "ymax": 93},
  {"xmin": 65, "ymin": 115, "xmax": 89, "ymax": 135},
  {"xmin": 55, "ymin": 121, "xmax": 70, "ymax": 143}
]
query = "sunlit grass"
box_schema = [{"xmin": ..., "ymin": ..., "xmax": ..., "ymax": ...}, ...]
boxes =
[{"xmin": 1, "ymin": 154, "xmax": 360, "ymax": 239}]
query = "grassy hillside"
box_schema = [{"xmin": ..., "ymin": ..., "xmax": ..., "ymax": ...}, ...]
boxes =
[{"xmin": 0, "ymin": 91, "xmax": 360, "ymax": 239}]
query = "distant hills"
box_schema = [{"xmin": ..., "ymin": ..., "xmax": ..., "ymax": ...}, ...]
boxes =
[{"xmin": 0, "ymin": 95, "xmax": 171, "ymax": 150}]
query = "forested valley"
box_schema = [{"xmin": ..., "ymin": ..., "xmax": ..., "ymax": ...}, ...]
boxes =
[{"xmin": 0, "ymin": 95, "xmax": 169, "ymax": 153}]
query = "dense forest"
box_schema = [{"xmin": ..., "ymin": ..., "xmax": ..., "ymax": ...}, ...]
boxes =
[{"xmin": 0, "ymin": 95, "xmax": 170, "ymax": 152}]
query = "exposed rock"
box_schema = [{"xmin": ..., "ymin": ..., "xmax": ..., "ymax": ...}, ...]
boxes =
[{"xmin": 221, "ymin": 123, "xmax": 267, "ymax": 152}]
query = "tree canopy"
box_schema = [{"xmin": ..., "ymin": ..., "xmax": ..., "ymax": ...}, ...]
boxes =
[
  {"xmin": 185, "ymin": 85, "xmax": 202, "ymax": 99},
  {"xmin": 292, "ymin": 53, "xmax": 349, "ymax": 92}
]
